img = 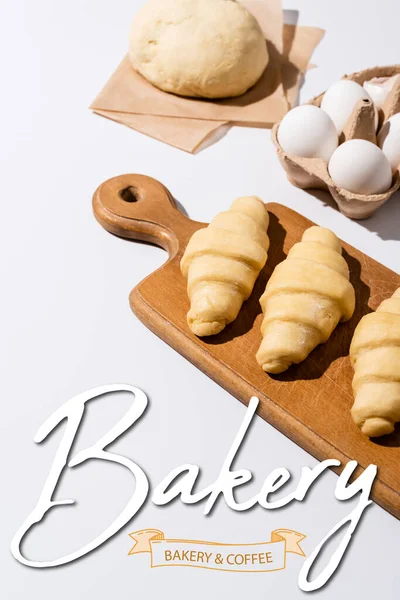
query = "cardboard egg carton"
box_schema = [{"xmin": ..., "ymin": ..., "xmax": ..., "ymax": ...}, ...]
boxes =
[{"xmin": 272, "ymin": 66, "xmax": 400, "ymax": 219}]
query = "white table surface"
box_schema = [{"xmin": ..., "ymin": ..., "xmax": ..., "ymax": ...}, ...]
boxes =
[{"xmin": 1, "ymin": 0, "xmax": 399, "ymax": 597}]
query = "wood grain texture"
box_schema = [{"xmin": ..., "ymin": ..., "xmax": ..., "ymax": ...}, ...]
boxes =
[{"xmin": 93, "ymin": 174, "xmax": 400, "ymax": 519}]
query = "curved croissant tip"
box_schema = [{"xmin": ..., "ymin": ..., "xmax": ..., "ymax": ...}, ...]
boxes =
[
  {"xmin": 261, "ymin": 358, "xmax": 291, "ymax": 374},
  {"xmin": 188, "ymin": 317, "xmax": 227, "ymax": 337},
  {"xmin": 360, "ymin": 417, "xmax": 394, "ymax": 438}
]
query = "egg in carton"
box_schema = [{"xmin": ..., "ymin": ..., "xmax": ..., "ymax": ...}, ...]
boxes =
[{"xmin": 272, "ymin": 66, "xmax": 400, "ymax": 219}]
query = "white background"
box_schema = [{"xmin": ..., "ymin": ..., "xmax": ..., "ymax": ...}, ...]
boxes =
[{"xmin": 1, "ymin": 0, "xmax": 399, "ymax": 597}]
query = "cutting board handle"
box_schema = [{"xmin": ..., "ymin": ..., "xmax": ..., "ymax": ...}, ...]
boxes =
[{"xmin": 93, "ymin": 174, "xmax": 197, "ymax": 256}]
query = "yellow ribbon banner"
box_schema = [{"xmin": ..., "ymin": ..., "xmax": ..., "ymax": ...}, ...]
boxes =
[{"xmin": 128, "ymin": 528, "xmax": 306, "ymax": 573}]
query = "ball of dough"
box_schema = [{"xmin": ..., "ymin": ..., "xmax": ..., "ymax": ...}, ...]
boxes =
[{"xmin": 129, "ymin": 0, "xmax": 269, "ymax": 99}]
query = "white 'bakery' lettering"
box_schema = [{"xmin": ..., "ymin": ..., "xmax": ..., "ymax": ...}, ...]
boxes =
[
  {"xmin": 11, "ymin": 388, "xmax": 377, "ymax": 593},
  {"xmin": 10, "ymin": 385, "xmax": 149, "ymax": 568}
]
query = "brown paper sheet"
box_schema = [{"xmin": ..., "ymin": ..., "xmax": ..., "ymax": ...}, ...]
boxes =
[
  {"xmin": 91, "ymin": 1, "xmax": 324, "ymax": 152},
  {"xmin": 94, "ymin": 110, "xmax": 226, "ymax": 153},
  {"xmin": 282, "ymin": 24, "xmax": 325, "ymax": 108},
  {"xmin": 92, "ymin": 53, "xmax": 286, "ymax": 124}
]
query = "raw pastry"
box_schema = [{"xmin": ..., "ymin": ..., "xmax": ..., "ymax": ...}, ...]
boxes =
[
  {"xmin": 256, "ymin": 226, "xmax": 355, "ymax": 373},
  {"xmin": 129, "ymin": 0, "xmax": 269, "ymax": 99},
  {"xmin": 350, "ymin": 288, "xmax": 400, "ymax": 437},
  {"xmin": 181, "ymin": 197, "xmax": 269, "ymax": 336}
]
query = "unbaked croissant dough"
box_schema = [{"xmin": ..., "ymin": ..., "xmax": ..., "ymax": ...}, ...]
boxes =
[
  {"xmin": 181, "ymin": 197, "xmax": 269, "ymax": 336},
  {"xmin": 256, "ymin": 226, "xmax": 355, "ymax": 373},
  {"xmin": 350, "ymin": 288, "xmax": 400, "ymax": 437}
]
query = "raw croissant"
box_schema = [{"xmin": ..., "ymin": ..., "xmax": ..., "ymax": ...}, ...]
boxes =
[
  {"xmin": 181, "ymin": 196, "xmax": 269, "ymax": 336},
  {"xmin": 350, "ymin": 288, "xmax": 400, "ymax": 437},
  {"xmin": 256, "ymin": 226, "xmax": 355, "ymax": 373}
]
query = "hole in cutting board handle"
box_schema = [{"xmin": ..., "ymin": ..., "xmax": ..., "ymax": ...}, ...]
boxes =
[
  {"xmin": 93, "ymin": 174, "xmax": 195, "ymax": 257},
  {"xmin": 119, "ymin": 186, "xmax": 141, "ymax": 203}
]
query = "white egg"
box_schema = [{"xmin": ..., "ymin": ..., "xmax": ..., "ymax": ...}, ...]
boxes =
[
  {"xmin": 364, "ymin": 75, "xmax": 399, "ymax": 109},
  {"xmin": 277, "ymin": 105, "xmax": 338, "ymax": 162},
  {"xmin": 328, "ymin": 139, "xmax": 392, "ymax": 195},
  {"xmin": 321, "ymin": 80, "xmax": 379, "ymax": 135},
  {"xmin": 378, "ymin": 112, "xmax": 400, "ymax": 171}
]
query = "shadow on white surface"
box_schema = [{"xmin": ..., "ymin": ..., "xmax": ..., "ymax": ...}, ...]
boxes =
[
  {"xmin": 306, "ymin": 189, "xmax": 400, "ymax": 241},
  {"xmin": 283, "ymin": 10, "xmax": 299, "ymax": 26}
]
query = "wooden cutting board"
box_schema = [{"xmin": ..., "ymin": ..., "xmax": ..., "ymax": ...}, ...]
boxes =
[{"xmin": 93, "ymin": 174, "xmax": 400, "ymax": 519}]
